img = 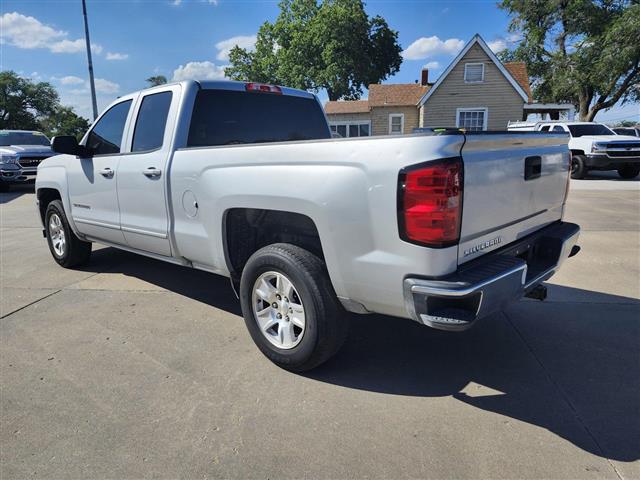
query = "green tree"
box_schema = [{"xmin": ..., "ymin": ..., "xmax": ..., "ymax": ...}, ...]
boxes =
[
  {"xmin": 0, "ymin": 71, "xmax": 89, "ymax": 139},
  {"xmin": 614, "ymin": 119, "xmax": 637, "ymax": 127},
  {"xmin": 225, "ymin": 0, "xmax": 403, "ymax": 100},
  {"xmin": 41, "ymin": 106, "xmax": 90, "ymax": 141},
  {"xmin": 499, "ymin": 0, "xmax": 640, "ymax": 121},
  {"xmin": 146, "ymin": 75, "xmax": 167, "ymax": 87},
  {"xmin": 0, "ymin": 71, "xmax": 59, "ymax": 130}
]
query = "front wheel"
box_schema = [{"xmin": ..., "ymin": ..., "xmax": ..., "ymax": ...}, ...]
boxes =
[
  {"xmin": 45, "ymin": 200, "xmax": 92, "ymax": 268},
  {"xmin": 571, "ymin": 155, "xmax": 587, "ymax": 179},
  {"xmin": 239, "ymin": 243, "xmax": 348, "ymax": 372},
  {"xmin": 617, "ymin": 165, "xmax": 640, "ymax": 179}
]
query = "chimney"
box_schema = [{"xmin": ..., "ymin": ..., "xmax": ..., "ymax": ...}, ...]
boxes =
[{"xmin": 420, "ymin": 68, "xmax": 429, "ymax": 86}]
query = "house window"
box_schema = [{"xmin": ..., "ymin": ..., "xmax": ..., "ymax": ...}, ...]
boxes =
[
  {"xmin": 329, "ymin": 121, "xmax": 371, "ymax": 138},
  {"xmin": 457, "ymin": 108, "xmax": 488, "ymax": 131},
  {"xmin": 464, "ymin": 63, "xmax": 484, "ymax": 83},
  {"xmin": 389, "ymin": 114, "xmax": 404, "ymax": 134}
]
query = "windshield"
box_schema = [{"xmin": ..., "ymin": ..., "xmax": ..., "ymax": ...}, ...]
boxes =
[
  {"xmin": 567, "ymin": 124, "xmax": 614, "ymax": 137},
  {"xmin": 0, "ymin": 131, "xmax": 51, "ymax": 147},
  {"xmin": 613, "ymin": 128, "xmax": 636, "ymax": 136}
]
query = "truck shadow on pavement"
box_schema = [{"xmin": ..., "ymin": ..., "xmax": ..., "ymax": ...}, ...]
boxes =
[
  {"xmin": 308, "ymin": 288, "xmax": 640, "ymax": 464},
  {"xmin": 0, "ymin": 183, "xmax": 35, "ymax": 204},
  {"xmin": 85, "ymin": 247, "xmax": 638, "ymax": 464}
]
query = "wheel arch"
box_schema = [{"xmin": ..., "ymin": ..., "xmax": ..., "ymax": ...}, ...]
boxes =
[
  {"xmin": 37, "ymin": 187, "xmax": 62, "ymax": 226},
  {"xmin": 223, "ymin": 208, "xmax": 326, "ymax": 284}
]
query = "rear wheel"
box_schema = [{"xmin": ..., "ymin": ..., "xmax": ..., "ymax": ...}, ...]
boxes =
[
  {"xmin": 617, "ymin": 165, "xmax": 640, "ymax": 179},
  {"xmin": 571, "ymin": 155, "xmax": 587, "ymax": 179},
  {"xmin": 45, "ymin": 200, "xmax": 92, "ymax": 268},
  {"xmin": 239, "ymin": 243, "xmax": 348, "ymax": 372}
]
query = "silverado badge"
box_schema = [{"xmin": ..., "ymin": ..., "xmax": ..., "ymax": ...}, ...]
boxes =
[{"xmin": 464, "ymin": 236, "xmax": 502, "ymax": 257}]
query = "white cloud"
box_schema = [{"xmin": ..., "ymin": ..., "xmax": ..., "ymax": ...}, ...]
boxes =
[
  {"xmin": 106, "ymin": 51, "xmax": 129, "ymax": 60},
  {"xmin": 0, "ymin": 12, "xmax": 64, "ymax": 48},
  {"xmin": 207, "ymin": 0, "xmax": 219, "ymax": 4},
  {"xmin": 0, "ymin": 12, "xmax": 102, "ymax": 55},
  {"xmin": 63, "ymin": 77, "xmax": 120, "ymax": 95},
  {"xmin": 94, "ymin": 78, "xmax": 120, "ymax": 94},
  {"xmin": 172, "ymin": 0, "xmax": 182, "ymax": 5},
  {"xmin": 172, "ymin": 61, "xmax": 227, "ymax": 81},
  {"xmin": 488, "ymin": 38, "xmax": 508, "ymax": 53},
  {"xmin": 402, "ymin": 36, "xmax": 465, "ymax": 60},
  {"xmin": 488, "ymin": 34, "xmax": 521, "ymax": 54},
  {"xmin": 60, "ymin": 75, "xmax": 85, "ymax": 85},
  {"xmin": 423, "ymin": 61, "xmax": 440, "ymax": 70},
  {"xmin": 215, "ymin": 35, "xmax": 256, "ymax": 61}
]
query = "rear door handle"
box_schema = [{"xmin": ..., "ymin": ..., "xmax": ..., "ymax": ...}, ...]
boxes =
[
  {"xmin": 99, "ymin": 167, "xmax": 114, "ymax": 178},
  {"xmin": 143, "ymin": 167, "xmax": 162, "ymax": 178}
]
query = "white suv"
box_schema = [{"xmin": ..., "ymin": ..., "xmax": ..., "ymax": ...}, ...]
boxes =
[{"xmin": 508, "ymin": 121, "xmax": 640, "ymax": 179}]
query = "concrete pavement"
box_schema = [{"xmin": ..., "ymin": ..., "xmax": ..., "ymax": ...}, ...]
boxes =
[{"xmin": 1, "ymin": 177, "xmax": 638, "ymax": 479}]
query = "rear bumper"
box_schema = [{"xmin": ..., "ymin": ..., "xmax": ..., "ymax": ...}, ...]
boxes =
[
  {"xmin": 403, "ymin": 222, "xmax": 580, "ymax": 331},
  {"xmin": 586, "ymin": 153, "xmax": 640, "ymax": 169}
]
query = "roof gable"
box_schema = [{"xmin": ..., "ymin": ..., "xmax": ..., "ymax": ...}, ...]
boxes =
[{"xmin": 418, "ymin": 34, "xmax": 529, "ymax": 106}]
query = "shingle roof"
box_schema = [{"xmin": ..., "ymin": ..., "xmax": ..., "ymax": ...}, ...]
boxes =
[
  {"xmin": 504, "ymin": 62, "xmax": 532, "ymax": 102},
  {"xmin": 324, "ymin": 99, "xmax": 370, "ymax": 114},
  {"xmin": 368, "ymin": 83, "xmax": 430, "ymax": 107},
  {"xmin": 324, "ymin": 83, "xmax": 430, "ymax": 114}
]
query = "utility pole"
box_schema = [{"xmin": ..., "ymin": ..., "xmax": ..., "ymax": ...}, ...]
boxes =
[{"xmin": 82, "ymin": 0, "xmax": 98, "ymax": 120}]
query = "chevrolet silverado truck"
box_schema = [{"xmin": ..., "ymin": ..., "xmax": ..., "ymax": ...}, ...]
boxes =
[
  {"xmin": 0, "ymin": 130, "xmax": 55, "ymax": 191},
  {"xmin": 36, "ymin": 80, "xmax": 580, "ymax": 371},
  {"xmin": 508, "ymin": 121, "xmax": 640, "ymax": 179}
]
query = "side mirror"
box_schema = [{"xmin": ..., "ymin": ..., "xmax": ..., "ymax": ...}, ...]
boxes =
[{"xmin": 51, "ymin": 136, "xmax": 91, "ymax": 157}]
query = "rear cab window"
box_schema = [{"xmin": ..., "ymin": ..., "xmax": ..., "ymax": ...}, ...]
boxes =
[
  {"xmin": 187, "ymin": 89, "xmax": 330, "ymax": 147},
  {"xmin": 132, "ymin": 91, "xmax": 173, "ymax": 152}
]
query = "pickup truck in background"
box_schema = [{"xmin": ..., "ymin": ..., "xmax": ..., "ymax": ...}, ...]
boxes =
[
  {"xmin": 37, "ymin": 80, "xmax": 580, "ymax": 371},
  {"xmin": 0, "ymin": 130, "xmax": 55, "ymax": 191},
  {"xmin": 613, "ymin": 126, "xmax": 640, "ymax": 138},
  {"xmin": 507, "ymin": 121, "xmax": 640, "ymax": 179}
]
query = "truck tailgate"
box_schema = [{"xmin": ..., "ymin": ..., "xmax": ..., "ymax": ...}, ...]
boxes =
[{"xmin": 458, "ymin": 132, "xmax": 570, "ymax": 264}]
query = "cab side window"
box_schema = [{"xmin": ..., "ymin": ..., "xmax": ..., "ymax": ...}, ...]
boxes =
[
  {"xmin": 539, "ymin": 125, "xmax": 551, "ymax": 132},
  {"xmin": 85, "ymin": 100, "xmax": 133, "ymax": 155},
  {"xmin": 552, "ymin": 126, "xmax": 565, "ymax": 132},
  {"xmin": 132, "ymin": 91, "xmax": 173, "ymax": 152}
]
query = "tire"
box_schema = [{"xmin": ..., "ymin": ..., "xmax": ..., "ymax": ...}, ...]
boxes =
[
  {"xmin": 45, "ymin": 200, "xmax": 92, "ymax": 268},
  {"xmin": 571, "ymin": 155, "xmax": 587, "ymax": 179},
  {"xmin": 617, "ymin": 165, "xmax": 640, "ymax": 179},
  {"xmin": 239, "ymin": 243, "xmax": 348, "ymax": 372}
]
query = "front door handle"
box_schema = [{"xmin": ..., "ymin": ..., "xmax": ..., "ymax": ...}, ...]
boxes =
[
  {"xmin": 99, "ymin": 167, "xmax": 114, "ymax": 178},
  {"xmin": 143, "ymin": 167, "xmax": 162, "ymax": 178}
]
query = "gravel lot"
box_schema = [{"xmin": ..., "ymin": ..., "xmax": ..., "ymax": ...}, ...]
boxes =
[{"xmin": 1, "ymin": 173, "xmax": 639, "ymax": 479}]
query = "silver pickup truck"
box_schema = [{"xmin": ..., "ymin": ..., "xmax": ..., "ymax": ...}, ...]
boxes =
[{"xmin": 36, "ymin": 80, "xmax": 580, "ymax": 371}]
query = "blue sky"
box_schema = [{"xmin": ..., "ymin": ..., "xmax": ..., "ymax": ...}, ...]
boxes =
[{"xmin": 1, "ymin": 0, "xmax": 638, "ymax": 123}]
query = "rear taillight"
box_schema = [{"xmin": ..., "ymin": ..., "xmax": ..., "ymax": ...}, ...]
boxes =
[
  {"xmin": 398, "ymin": 158, "xmax": 463, "ymax": 248},
  {"xmin": 245, "ymin": 82, "xmax": 282, "ymax": 94}
]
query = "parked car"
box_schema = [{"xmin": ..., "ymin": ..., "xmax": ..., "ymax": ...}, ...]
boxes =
[
  {"xmin": 36, "ymin": 80, "xmax": 580, "ymax": 371},
  {"xmin": 507, "ymin": 121, "xmax": 640, "ymax": 179},
  {"xmin": 612, "ymin": 126, "xmax": 640, "ymax": 137},
  {"xmin": 0, "ymin": 130, "xmax": 54, "ymax": 191}
]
